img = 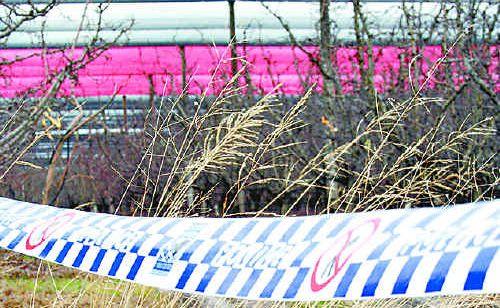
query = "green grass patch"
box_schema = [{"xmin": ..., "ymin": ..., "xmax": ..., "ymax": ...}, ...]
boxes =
[{"xmin": 1, "ymin": 276, "xmax": 90, "ymax": 294}]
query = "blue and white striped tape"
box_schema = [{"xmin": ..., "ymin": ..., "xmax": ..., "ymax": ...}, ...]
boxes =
[{"xmin": 0, "ymin": 197, "xmax": 498, "ymax": 300}]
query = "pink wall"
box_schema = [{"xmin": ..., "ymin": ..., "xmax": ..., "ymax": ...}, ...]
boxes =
[{"xmin": 0, "ymin": 45, "xmax": 498, "ymax": 98}]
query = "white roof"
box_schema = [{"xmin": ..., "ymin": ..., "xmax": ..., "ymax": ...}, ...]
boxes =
[{"xmin": 1, "ymin": 1, "xmax": 497, "ymax": 47}]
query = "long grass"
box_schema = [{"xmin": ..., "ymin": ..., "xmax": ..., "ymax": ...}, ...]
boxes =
[{"xmin": 0, "ymin": 44, "xmax": 498, "ymax": 307}]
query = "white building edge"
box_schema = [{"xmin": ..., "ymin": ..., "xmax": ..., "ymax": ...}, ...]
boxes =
[{"xmin": 1, "ymin": 1, "xmax": 498, "ymax": 47}]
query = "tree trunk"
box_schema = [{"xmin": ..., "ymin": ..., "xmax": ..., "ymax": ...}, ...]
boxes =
[
  {"xmin": 228, "ymin": 0, "xmax": 238, "ymax": 82},
  {"xmin": 319, "ymin": 0, "xmax": 335, "ymax": 98}
]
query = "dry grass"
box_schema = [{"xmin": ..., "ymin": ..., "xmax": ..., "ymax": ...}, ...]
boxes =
[
  {"xmin": 0, "ymin": 45, "xmax": 498, "ymax": 306},
  {"xmin": 0, "ymin": 250, "xmax": 498, "ymax": 307}
]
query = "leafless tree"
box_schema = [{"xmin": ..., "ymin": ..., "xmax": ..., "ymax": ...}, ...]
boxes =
[{"xmin": 0, "ymin": 2, "xmax": 132, "ymax": 205}]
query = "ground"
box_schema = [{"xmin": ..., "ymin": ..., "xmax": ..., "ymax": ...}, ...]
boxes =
[{"xmin": 1, "ymin": 249, "xmax": 498, "ymax": 307}]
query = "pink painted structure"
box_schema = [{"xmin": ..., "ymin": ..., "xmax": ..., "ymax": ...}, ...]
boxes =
[{"xmin": 0, "ymin": 45, "xmax": 498, "ymax": 98}]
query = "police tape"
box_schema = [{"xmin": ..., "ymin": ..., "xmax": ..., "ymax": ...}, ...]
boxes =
[{"xmin": 0, "ymin": 197, "xmax": 498, "ymax": 301}]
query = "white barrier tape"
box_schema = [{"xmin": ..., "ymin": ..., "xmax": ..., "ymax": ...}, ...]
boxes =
[{"xmin": 0, "ymin": 197, "xmax": 498, "ymax": 301}]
